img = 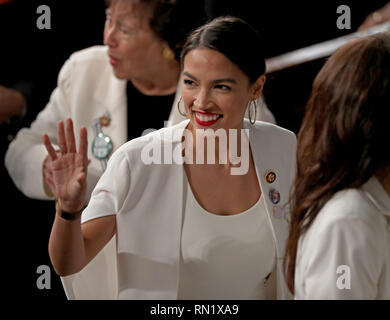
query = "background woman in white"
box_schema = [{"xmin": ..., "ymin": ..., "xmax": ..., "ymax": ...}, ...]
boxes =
[
  {"xmin": 43, "ymin": 17, "xmax": 296, "ymax": 299},
  {"xmin": 5, "ymin": 0, "xmax": 208, "ymax": 201},
  {"xmin": 285, "ymin": 33, "xmax": 390, "ymax": 299}
]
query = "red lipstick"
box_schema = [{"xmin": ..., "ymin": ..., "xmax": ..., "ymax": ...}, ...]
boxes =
[{"xmin": 193, "ymin": 111, "xmax": 222, "ymax": 127}]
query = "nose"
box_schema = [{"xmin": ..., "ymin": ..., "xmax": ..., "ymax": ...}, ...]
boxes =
[
  {"xmin": 103, "ymin": 23, "xmax": 118, "ymax": 48},
  {"xmin": 194, "ymin": 88, "xmax": 212, "ymax": 111}
]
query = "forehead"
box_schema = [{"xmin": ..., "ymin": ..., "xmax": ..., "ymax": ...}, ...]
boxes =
[
  {"xmin": 183, "ymin": 48, "xmax": 247, "ymax": 81},
  {"xmin": 108, "ymin": 0, "xmax": 153, "ymax": 22}
]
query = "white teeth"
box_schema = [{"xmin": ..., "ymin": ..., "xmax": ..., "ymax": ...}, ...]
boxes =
[{"xmin": 195, "ymin": 113, "xmax": 220, "ymax": 122}]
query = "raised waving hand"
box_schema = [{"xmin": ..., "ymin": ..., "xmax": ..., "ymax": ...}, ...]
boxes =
[{"xmin": 43, "ymin": 118, "xmax": 88, "ymax": 213}]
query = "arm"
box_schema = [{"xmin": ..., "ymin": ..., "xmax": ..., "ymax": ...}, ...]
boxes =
[
  {"xmin": 45, "ymin": 119, "xmax": 115, "ymax": 276},
  {"xmin": 49, "ymin": 206, "xmax": 116, "ymax": 276},
  {"xmin": 5, "ymin": 57, "xmax": 73, "ymax": 199}
]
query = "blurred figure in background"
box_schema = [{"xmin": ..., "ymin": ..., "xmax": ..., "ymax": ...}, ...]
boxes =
[
  {"xmin": 285, "ymin": 33, "xmax": 390, "ymax": 299},
  {"xmin": 5, "ymin": 0, "xmax": 207, "ymax": 202}
]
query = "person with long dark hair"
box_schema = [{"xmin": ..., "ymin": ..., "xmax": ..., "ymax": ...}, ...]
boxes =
[{"xmin": 285, "ymin": 33, "xmax": 390, "ymax": 299}]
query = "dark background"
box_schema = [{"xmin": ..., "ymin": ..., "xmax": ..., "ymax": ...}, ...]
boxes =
[{"xmin": 0, "ymin": 0, "xmax": 388, "ymax": 301}]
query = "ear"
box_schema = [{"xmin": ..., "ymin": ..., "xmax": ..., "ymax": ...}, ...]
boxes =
[{"xmin": 250, "ymin": 75, "xmax": 266, "ymax": 100}]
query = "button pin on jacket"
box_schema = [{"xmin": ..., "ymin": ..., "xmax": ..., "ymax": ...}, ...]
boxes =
[
  {"xmin": 100, "ymin": 111, "xmax": 111, "ymax": 127},
  {"xmin": 92, "ymin": 111, "xmax": 113, "ymax": 171},
  {"xmin": 265, "ymin": 170, "xmax": 276, "ymax": 183},
  {"xmin": 269, "ymin": 188, "xmax": 281, "ymax": 204},
  {"xmin": 273, "ymin": 206, "xmax": 284, "ymax": 219}
]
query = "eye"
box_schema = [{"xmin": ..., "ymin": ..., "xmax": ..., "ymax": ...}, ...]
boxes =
[
  {"xmin": 119, "ymin": 26, "xmax": 130, "ymax": 34},
  {"xmin": 183, "ymin": 79, "xmax": 197, "ymax": 86},
  {"xmin": 214, "ymin": 84, "xmax": 231, "ymax": 91}
]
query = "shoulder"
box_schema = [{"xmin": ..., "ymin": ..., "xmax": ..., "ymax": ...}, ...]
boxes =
[
  {"xmin": 302, "ymin": 187, "xmax": 387, "ymax": 250},
  {"xmin": 58, "ymin": 46, "xmax": 110, "ymax": 81},
  {"xmin": 316, "ymin": 188, "xmax": 384, "ymax": 227},
  {"xmin": 247, "ymin": 120, "xmax": 297, "ymax": 157},
  {"xmin": 248, "ymin": 120, "xmax": 296, "ymax": 144},
  {"xmin": 296, "ymin": 186, "xmax": 388, "ymax": 299},
  {"xmin": 66, "ymin": 45, "xmax": 108, "ymax": 65},
  {"xmin": 298, "ymin": 188, "xmax": 387, "ymax": 262}
]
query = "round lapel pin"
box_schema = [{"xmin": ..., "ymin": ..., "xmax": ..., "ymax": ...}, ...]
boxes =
[
  {"xmin": 269, "ymin": 188, "xmax": 281, "ymax": 204},
  {"xmin": 100, "ymin": 111, "xmax": 111, "ymax": 127},
  {"xmin": 92, "ymin": 133, "xmax": 113, "ymax": 160},
  {"xmin": 265, "ymin": 170, "xmax": 276, "ymax": 184}
]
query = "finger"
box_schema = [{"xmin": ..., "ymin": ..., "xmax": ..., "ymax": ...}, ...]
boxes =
[
  {"xmin": 57, "ymin": 120, "xmax": 67, "ymax": 155},
  {"xmin": 42, "ymin": 134, "xmax": 59, "ymax": 161},
  {"xmin": 65, "ymin": 118, "xmax": 77, "ymax": 153},
  {"xmin": 78, "ymin": 127, "xmax": 88, "ymax": 163}
]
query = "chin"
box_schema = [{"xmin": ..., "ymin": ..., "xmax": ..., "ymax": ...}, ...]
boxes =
[{"xmin": 113, "ymin": 71, "xmax": 126, "ymax": 80}]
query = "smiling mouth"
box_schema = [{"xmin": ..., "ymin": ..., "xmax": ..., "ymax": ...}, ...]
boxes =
[{"xmin": 193, "ymin": 111, "xmax": 223, "ymax": 126}]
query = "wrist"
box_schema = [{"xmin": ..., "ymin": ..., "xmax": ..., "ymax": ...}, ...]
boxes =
[{"xmin": 56, "ymin": 199, "xmax": 86, "ymax": 220}]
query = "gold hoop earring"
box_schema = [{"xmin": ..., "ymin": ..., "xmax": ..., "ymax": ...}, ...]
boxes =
[
  {"xmin": 248, "ymin": 100, "xmax": 257, "ymax": 125},
  {"xmin": 162, "ymin": 46, "xmax": 175, "ymax": 61},
  {"xmin": 177, "ymin": 96, "xmax": 187, "ymax": 117}
]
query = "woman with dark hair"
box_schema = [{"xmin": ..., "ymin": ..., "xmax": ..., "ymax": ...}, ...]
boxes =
[
  {"xmin": 285, "ymin": 33, "xmax": 390, "ymax": 299},
  {"xmin": 43, "ymin": 17, "xmax": 296, "ymax": 299}
]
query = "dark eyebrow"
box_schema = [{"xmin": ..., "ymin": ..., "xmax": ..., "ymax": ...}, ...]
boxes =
[
  {"xmin": 212, "ymin": 78, "xmax": 237, "ymax": 85},
  {"xmin": 183, "ymin": 72, "xmax": 198, "ymax": 81},
  {"xmin": 183, "ymin": 72, "xmax": 237, "ymax": 85}
]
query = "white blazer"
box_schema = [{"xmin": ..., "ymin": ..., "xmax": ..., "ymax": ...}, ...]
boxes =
[
  {"xmin": 61, "ymin": 119, "xmax": 296, "ymax": 299},
  {"xmin": 5, "ymin": 45, "xmax": 275, "ymax": 201},
  {"xmin": 295, "ymin": 176, "xmax": 390, "ymax": 299}
]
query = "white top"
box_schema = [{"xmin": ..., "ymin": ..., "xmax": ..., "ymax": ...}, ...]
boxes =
[
  {"xmin": 177, "ymin": 174, "xmax": 276, "ymax": 300},
  {"xmin": 61, "ymin": 119, "xmax": 296, "ymax": 300},
  {"xmin": 295, "ymin": 176, "xmax": 390, "ymax": 299}
]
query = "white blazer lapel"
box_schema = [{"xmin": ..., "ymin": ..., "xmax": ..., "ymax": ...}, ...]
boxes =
[{"xmin": 246, "ymin": 120, "xmax": 295, "ymax": 258}]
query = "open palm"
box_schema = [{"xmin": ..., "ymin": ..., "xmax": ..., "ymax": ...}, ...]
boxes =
[{"xmin": 43, "ymin": 119, "xmax": 88, "ymax": 212}]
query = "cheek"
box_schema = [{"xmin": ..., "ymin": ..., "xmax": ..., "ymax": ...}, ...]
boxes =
[
  {"xmin": 182, "ymin": 90, "xmax": 195, "ymax": 108},
  {"xmin": 218, "ymin": 95, "xmax": 247, "ymax": 115}
]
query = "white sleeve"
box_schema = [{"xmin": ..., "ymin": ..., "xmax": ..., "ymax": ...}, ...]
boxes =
[
  {"xmin": 4, "ymin": 57, "xmax": 73, "ymax": 199},
  {"xmin": 81, "ymin": 147, "xmax": 131, "ymax": 224},
  {"xmin": 300, "ymin": 218, "xmax": 382, "ymax": 299}
]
